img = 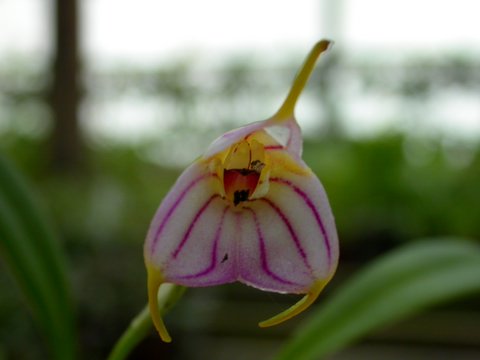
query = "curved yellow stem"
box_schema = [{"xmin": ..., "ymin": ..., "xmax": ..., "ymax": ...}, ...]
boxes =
[
  {"xmin": 258, "ymin": 280, "xmax": 328, "ymax": 328},
  {"xmin": 147, "ymin": 266, "xmax": 172, "ymax": 342},
  {"xmin": 273, "ymin": 39, "xmax": 332, "ymax": 122}
]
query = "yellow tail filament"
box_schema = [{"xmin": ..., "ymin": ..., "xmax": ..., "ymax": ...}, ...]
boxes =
[
  {"xmin": 147, "ymin": 266, "xmax": 172, "ymax": 342},
  {"xmin": 273, "ymin": 40, "xmax": 332, "ymax": 121},
  {"xmin": 258, "ymin": 280, "xmax": 328, "ymax": 328}
]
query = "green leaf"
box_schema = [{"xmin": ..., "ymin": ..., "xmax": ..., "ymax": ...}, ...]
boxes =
[
  {"xmin": 0, "ymin": 155, "xmax": 76, "ymax": 360},
  {"xmin": 275, "ymin": 239, "xmax": 480, "ymax": 360}
]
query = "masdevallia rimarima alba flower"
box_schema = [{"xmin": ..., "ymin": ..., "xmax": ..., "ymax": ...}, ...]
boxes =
[{"xmin": 144, "ymin": 40, "xmax": 339, "ymax": 342}]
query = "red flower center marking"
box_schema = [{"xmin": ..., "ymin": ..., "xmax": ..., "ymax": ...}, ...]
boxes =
[{"xmin": 223, "ymin": 169, "xmax": 260, "ymax": 206}]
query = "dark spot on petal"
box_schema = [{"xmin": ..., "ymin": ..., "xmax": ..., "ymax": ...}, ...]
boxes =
[
  {"xmin": 221, "ymin": 253, "xmax": 229, "ymax": 263},
  {"xmin": 234, "ymin": 189, "xmax": 249, "ymax": 206}
]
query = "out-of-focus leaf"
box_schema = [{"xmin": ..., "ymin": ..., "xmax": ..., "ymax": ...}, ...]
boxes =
[
  {"xmin": 0, "ymin": 155, "xmax": 76, "ymax": 360},
  {"xmin": 275, "ymin": 239, "xmax": 480, "ymax": 360}
]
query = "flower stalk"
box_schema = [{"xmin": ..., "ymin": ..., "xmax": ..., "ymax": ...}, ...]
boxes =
[{"xmin": 107, "ymin": 284, "xmax": 186, "ymax": 360}]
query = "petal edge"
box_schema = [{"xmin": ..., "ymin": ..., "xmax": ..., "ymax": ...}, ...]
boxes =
[
  {"xmin": 147, "ymin": 266, "xmax": 171, "ymax": 342},
  {"xmin": 258, "ymin": 279, "xmax": 329, "ymax": 328}
]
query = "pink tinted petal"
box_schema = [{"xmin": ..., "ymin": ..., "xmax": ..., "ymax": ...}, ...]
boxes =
[
  {"xmin": 205, "ymin": 117, "xmax": 303, "ymax": 160},
  {"xmin": 238, "ymin": 205, "xmax": 313, "ymax": 294},
  {"xmin": 163, "ymin": 197, "xmax": 238, "ymax": 286},
  {"xmin": 203, "ymin": 121, "xmax": 267, "ymax": 158},
  {"xmin": 285, "ymin": 119, "xmax": 303, "ymax": 157},
  {"xmin": 145, "ymin": 160, "xmax": 239, "ymax": 287},
  {"xmin": 269, "ymin": 171, "xmax": 339, "ymax": 278},
  {"xmin": 265, "ymin": 118, "xmax": 302, "ymax": 158},
  {"xmin": 145, "ymin": 162, "xmax": 219, "ymax": 265},
  {"xmin": 236, "ymin": 170, "xmax": 338, "ymax": 294}
]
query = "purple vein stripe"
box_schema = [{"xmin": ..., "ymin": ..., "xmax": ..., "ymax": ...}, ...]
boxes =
[
  {"xmin": 172, "ymin": 194, "xmax": 219, "ymax": 258},
  {"xmin": 271, "ymin": 177, "xmax": 332, "ymax": 265},
  {"xmin": 151, "ymin": 172, "xmax": 216, "ymax": 252},
  {"xmin": 260, "ymin": 198, "xmax": 313, "ymax": 273},
  {"xmin": 246, "ymin": 208, "xmax": 300, "ymax": 286},
  {"xmin": 178, "ymin": 205, "xmax": 229, "ymax": 279},
  {"xmin": 264, "ymin": 145, "xmax": 283, "ymax": 150}
]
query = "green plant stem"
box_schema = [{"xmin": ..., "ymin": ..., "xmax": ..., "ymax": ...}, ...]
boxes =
[{"xmin": 107, "ymin": 284, "xmax": 186, "ymax": 360}]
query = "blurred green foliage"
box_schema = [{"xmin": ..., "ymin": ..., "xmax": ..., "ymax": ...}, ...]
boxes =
[
  {"xmin": 304, "ymin": 136, "xmax": 480, "ymax": 251},
  {"xmin": 276, "ymin": 239, "xmax": 480, "ymax": 360},
  {"xmin": 0, "ymin": 155, "xmax": 76, "ymax": 360}
]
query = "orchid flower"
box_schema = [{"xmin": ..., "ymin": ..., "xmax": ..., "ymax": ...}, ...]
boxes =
[{"xmin": 144, "ymin": 40, "xmax": 339, "ymax": 342}]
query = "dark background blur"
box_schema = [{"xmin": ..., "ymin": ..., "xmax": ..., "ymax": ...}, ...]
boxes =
[{"xmin": 0, "ymin": 0, "xmax": 479, "ymax": 359}]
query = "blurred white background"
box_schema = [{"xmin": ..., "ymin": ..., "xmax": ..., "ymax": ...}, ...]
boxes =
[{"xmin": 1, "ymin": 0, "xmax": 479, "ymax": 158}]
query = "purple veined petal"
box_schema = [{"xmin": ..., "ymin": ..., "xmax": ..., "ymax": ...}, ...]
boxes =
[
  {"xmin": 268, "ymin": 172, "xmax": 339, "ymax": 278},
  {"xmin": 238, "ymin": 205, "xmax": 312, "ymax": 294},
  {"xmin": 145, "ymin": 160, "xmax": 337, "ymax": 289},
  {"xmin": 145, "ymin": 159, "xmax": 230, "ymax": 343},
  {"xmin": 242, "ymin": 168, "xmax": 338, "ymax": 328},
  {"xmin": 144, "ymin": 160, "xmax": 220, "ymax": 265},
  {"xmin": 144, "ymin": 159, "xmax": 238, "ymax": 287},
  {"xmin": 145, "ymin": 154, "xmax": 338, "ymax": 338},
  {"xmin": 163, "ymin": 196, "xmax": 238, "ymax": 286},
  {"xmin": 236, "ymin": 170, "xmax": 338, "ymax": 293}
]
